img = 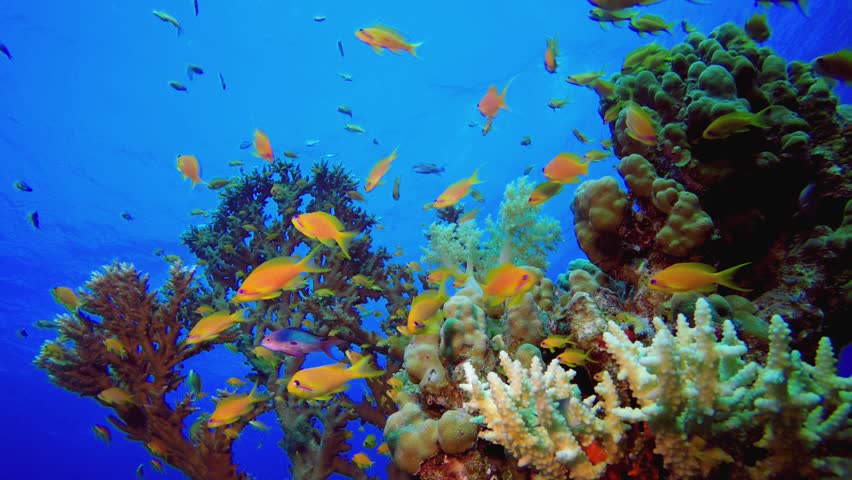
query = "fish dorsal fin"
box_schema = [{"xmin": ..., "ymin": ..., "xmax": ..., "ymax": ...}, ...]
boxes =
[
  {"xmin": 485, "ymin": 263, "xmax": 514, "ymax": 284},
  {"xmin": 676, "ymin": 262, "xmax": 717, "ymax": 273},
  {"xmin": 255, "ymin": 256, "xmax": 300, "ymax": 271},
  {"xmin": 373, "ymin": 24, "xmax": 404, "ymax": 38}
]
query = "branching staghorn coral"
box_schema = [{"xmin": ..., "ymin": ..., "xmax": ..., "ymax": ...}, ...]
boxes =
[
  {"xmin": 421, "ymin": 176, "xmax": 562, "ymax": 274},
  {"xmin": 180, "ymin": 159, "xmax": 415, "ymax": 479},
  {"xmin": 460, "ymin": 351, "xmax": 627, "ymax": 480},
  {"xmin": 34, "ymin": 263, "xmax": 253, "ymax": 480},
  {"xmin": 602, "ymin": 298, "xmax": 852, "ymax": 479}
]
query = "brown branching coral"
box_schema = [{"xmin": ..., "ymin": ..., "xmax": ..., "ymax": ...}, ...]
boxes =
[
  {"xmin": 34, "ymin": 262, "xmax": 254, "ymax": 480},
  {"xmin": 178, "ymin": 159, "xmax": 416, "ymax": 478}
]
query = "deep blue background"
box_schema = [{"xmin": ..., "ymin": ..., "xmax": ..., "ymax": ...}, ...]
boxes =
[{"xmin": 1, "ymin": 1, "xmax": 849, "ymax": 478}]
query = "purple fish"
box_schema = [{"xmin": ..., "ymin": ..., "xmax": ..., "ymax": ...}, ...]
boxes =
[{"xmin": 261, "ymin": 328, "xmax": 342, "ymax": 357}]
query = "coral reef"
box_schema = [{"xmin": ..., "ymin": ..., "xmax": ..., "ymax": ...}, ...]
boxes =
[
  {"xmin": 34, "ymin": 263, "xmax": 253, "ymax": 480},
  {"xmin": 579, "ymin": 22, "xmax": 850, "ymax": 354}
]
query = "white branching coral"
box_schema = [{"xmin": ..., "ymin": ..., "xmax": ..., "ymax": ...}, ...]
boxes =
[
  {"xmin": 484, "ymin": 176, "xmax": 563, "ymax": 269},
  {"xmin": 460, "ymin": 351, "xmax": 626, "ymax": 480},
  {"xmin": 602, "ymin": 298, "xmax": 852, "ymax": 479},
  {"xmin": 420, "ymin": 176, "xmax": 562, "ymax": 272}
]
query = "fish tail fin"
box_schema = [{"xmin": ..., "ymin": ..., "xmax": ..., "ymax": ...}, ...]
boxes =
[
  {"xmin": 469, "ymin": 167, "xmax": 484, "ymax": 186},
  {"xmin": 336, "ymin": 230, "xmax": 359, "ymax": 259},
  {"xmin": 231, "ymin": 308, "xmax": 250, "ymax": 322},
  {"xmin": 796, "ymin": 0, "xmax": 809, "ymax": 16},
  {"xmin": 321, "ymin": 338, "xmax": 344, "ymax": 358},
  {"xmin": 408, "ymin": 42, "xmax": 423, "ymax": 57},
  {"xmin": 751, "ymin": 107, "xmax": 776, "ymax": 129},
  {"xmin": 580, "ymin": 161, "xmax": 590, "ymax": 176},
  {"xmin": 301, "ymin": 245, "xmax": 331, "ymax": 272},
  {"xmin": 500, "ymin": 75, "xmax": 516, "ymax": 110},
  {"xmin": 349, "ymin": 354, "xmax": 384, "ymax": 379},
  {"xmin": 714, "ymin": 262, "xmax": 753, "ymax": 292}
]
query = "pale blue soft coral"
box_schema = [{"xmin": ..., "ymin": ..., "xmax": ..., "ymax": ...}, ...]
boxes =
[{"xmin": 420, "ymin": 176, "xmax": 562, "ymax": 272}]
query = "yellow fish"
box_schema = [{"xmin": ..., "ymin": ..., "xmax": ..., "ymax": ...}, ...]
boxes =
[
  {"xmin": 51, "ymin": 286, "xmax": 79, "ymax": 311},
  {"xmin": 355, "ymin": 25, "xmax": 422, "ymax": 57},
  {"xmin": 407, "ymin": 282, "xmax": 449, "ymax": 335},
  {"xmin": 365, "ymin": 148, "xmax": 397, "ymax": 192},
  {"xmin": 556, "ymin": 348, "xmax": 597, "ymax": 368},
  {"xmin": 287, "ymin": 354, "xmax": 384, "ymax": 401},
  {"xmin": 565, "ymin": 70, "xmax": 605, "ymax": 86},
  {"xmin": 540, "ymin": 335, "xmax": 576, "ymax": 352},
  {"xmin": 433, "ymin": 168, "xmax": 483, "ymax": 209},
  {"xmin": 98, "ymin": 387, "xmax": 135, "ymax": 405},
  {"xmin": 352, "ymin": 452, "xmax": 374, "ymax": 469},
  {"xmin": 226, "ymin": 377, "xmax": 247, "ymax": 387},
  {"xmin": 650, "ymin": 262, "xmax": 752, "ymax": 294},
  {"xmin": 232, "ymin": 246, "xmax": 329, "ymax": 303},
  {"xmin": 702, "ymin": 107, "xmax": 775, "ymax": 140},
  {"xmin": 208, "ymin": 382, "xmax": 265, "ymax": 427},
  {"xmin": 292, "ymin": 212, "xmax": 359, "ymax": 259},
  {"xmin": 624, "ymin": 102, "xmax": 657, "ymax": 145},
  {"xmin": 103, "ymin": 337, "xmax": 127, "ymax": 359},
  {"xmin": 480, "ymin": 263, "xmax": 538, "ymax": 307},
  {"xmin": 528, "ymin": 181, "xmax": 564, "ymax": 206},
  {"xmin": 185, "ymin": 309, "xmax": 247, "ymax": 344}
]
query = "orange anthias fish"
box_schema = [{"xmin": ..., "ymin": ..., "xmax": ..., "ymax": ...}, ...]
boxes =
[
  {"xmin": 253, "ymin": 129, "xmax": 274, "ymax": 162},
  {"xmin": 649, "ymin": 262, "xmax": 752, "ymax": 294},
  {"xmin": 365, "ymin": 148, "xmax": 398, "ymax": 192},
  {"xmin": 480, "ymin": 263, "xmax": 538, "ymax": 306},
  {"xmin": 208, "ymin": 382, "xmax": 265, "ymax": 427},
  {"xmin": 98, "ymin": 387, "xmax": 135, "ymax": 405},
  {"xmin": 355, "ymin": 25, "xmax": 422, "ymax": 57},
  {"xmin": 291, "ymin": 212, "xmax": 359, "ymax": 259},
  {"xmin": 433, "ymin": 168, "xmax": 483, "ymax": 209},
  {"xmin": 92, "ymin": 425, "xmax": 111, "ymax": 446},
  {"xmin": 544, "ymin": 36, "xmax": 559, "ymax": 73},
  {"xmin": 478, "ymin": 77, "xmax": 515, "ymax": 119},
  {"xmin": 185, "ymin": 309, "xmax": 248, "ymax": 345},
  {"xmin": 407, "ymin": 282, "xmax": 449, "ymax": 335},
  {"xmin": 232, "ymin": 246, "xmax": 329, "ymax": 303},
  {"xmin": 177, "ymin": 155, "xmax": 206, "ymax": 187},
  {"xmin": 543, "ymin": 153, "xmax": 589, "ymax": 184},
  {"xmin": 50, "ymin": 286, "xmax": 79, "ymax": 311},
  {"xmin": 287, "ymin": 354, "xmax": 384, "ymax": 401},
  {"xmin": 528, "ymin": 181, "xmax": 564, "ymax": 206},
  {"xmin": 624, "ymin": 102, "xmax": 657, "ymax": 145},
  {"xmin": 352, "ymin": 452, "xmax": 374, "ymax": 469}
]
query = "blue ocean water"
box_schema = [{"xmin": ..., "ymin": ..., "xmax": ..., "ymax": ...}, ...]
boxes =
[{"xmin": 1, "ymin": 1, "xmax": 849, "ymax": 479}]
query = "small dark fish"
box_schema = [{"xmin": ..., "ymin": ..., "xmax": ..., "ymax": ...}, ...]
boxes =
[
  {"xmin": 261, "ymin": 327, "xmax": 342, "ymax": 357},
  {"xmin": 136, "ymin": 464, "xmax": 144, "ymax": 478},
  {"xmin": 169, "ymin": 81, "xmax": 187, "ymax": 92},
  {"xmin": 372, "ymin": 138, "xmax": 379, "ymax": 145},
  {"xmin": 520, "ymin": 136, "xmax": 532, "ymax": 146},
  {"xmin": 470, "ymin": 189, "xmax": 485, "ymax": 202},
  {"xmin": 347, "ymin": 190, "xmax": 366, "ymax": 202},
  {"xmin": 33, "ymin": 320, "xmax": 58, "ymax": 329},
  {"xmin": 120, "ymin": 212, "xmax": 134, "ymax": 222},
  {"xmin": 337, "ymin": 40, "xmax": 344, "ymax": 57},
  {"xmin": 187, "ymin": 64, "xmax": 204, "ymax": 80},
  {"xmin": 412, "ymin": 163, "xmax": 445, "ymax": 176},
  {"xmin": 314, "ymin": 15, "xmax": 327, "ymax": 22},
  {"xmin": 239, "ymin": 140, "xmax": 252, "ymax": 149},
  {"xmin": 207, "ymin": 178, "xmax": 231, "ymax": 189},
  {"xmin": 27, "ymin": 211, "xmax": 39, "ymax": 229},
  {"xmin": 16, "ymin": 328, "xmax": 27, "ymax": 338},
  {"xmin": 337, "ymin": 105, "xmax": 352, "ymax": 117},
  {"xmin": 523, "ymin": 164, "xmax": 535, "ymax": 175},
  {"xmin": 392, "ymin": 177, "xmax": 400, "ymax": 201},
  {"xmin": 194, "ymin": 0, "xmax": 199, "ymax": 16},
  {"xmin": 0, "ymin": 42, "xmax": 11, "ymax": 60},
  {"xmin": 219, "ymin": 72, "xmax": 226, "ymax": 90},
  {"xmin": 14, "ymin": 180, "xmax": 33, "ymax": 192}
]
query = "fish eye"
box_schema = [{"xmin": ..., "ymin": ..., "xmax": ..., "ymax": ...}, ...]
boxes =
[
  {"xmin": 650, "ymin": 279, "xmax": 657, "ymax": 284},
  {"xmin": 238, "ymin": 289, "xmax": 245, "ymax": 294},
  {"xmin": 293, "ymin": 380, "xmax": 300, "ymax": 386},
  {"xmin": 290, "ymin": 341, "xmax": 298, "ymax": 345},
  {"xmin": 522, "ymin": 274, "xmax": 529, "ymax": 280}
]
